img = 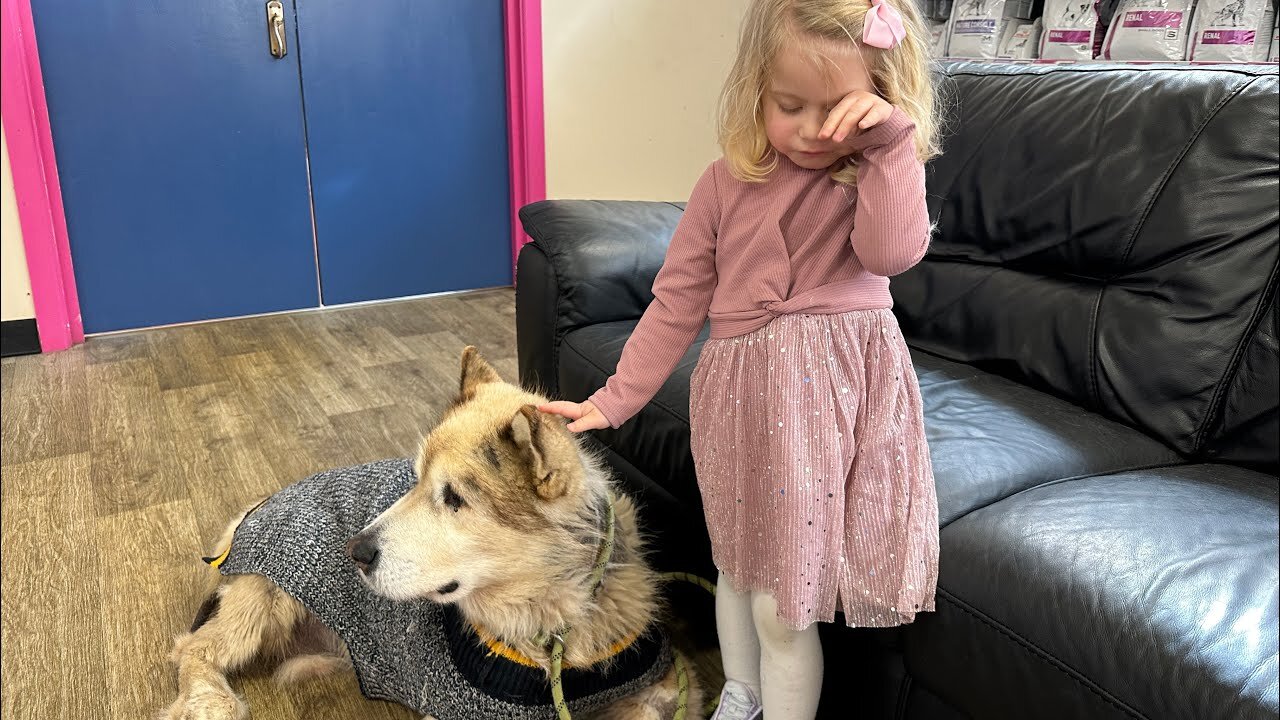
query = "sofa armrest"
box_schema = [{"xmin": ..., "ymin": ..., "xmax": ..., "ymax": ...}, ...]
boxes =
[{"xmin": 516, "ymin": 199, "xmax": 685, "ymax": 395}]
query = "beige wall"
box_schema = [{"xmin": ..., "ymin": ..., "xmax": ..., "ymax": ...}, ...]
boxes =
[
  {"xmin": 542, "ymin": 1, "xmax": 747, "ymax": 201},
  {"xmin": 2, "ymin": 123, "xmax": 36, "ymax": 322}
]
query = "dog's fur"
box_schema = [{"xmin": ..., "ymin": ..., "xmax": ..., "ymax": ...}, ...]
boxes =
[{"xmin": 162, "ymin": 347, "xmax": 702, "ymax": 720}]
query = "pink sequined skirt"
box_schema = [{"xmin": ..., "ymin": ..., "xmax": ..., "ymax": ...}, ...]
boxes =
[{"xmin": 689, "ymin": 310, "xmax": 938, "ymax": 630}]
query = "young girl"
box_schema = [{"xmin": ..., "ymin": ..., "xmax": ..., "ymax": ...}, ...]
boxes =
[{"xmin": 541, "ymin": 0, "xmax": 941, "ymax": 717}]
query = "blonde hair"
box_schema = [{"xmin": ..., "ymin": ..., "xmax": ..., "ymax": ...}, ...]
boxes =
[{"xmin": 718, "ymin": 0, "xmax": 941, "ymax": 185}]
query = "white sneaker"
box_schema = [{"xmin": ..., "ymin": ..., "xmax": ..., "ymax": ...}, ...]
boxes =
[{"xmin": 710, "ymin": 680, "xmax": 763, "ymax": 720}]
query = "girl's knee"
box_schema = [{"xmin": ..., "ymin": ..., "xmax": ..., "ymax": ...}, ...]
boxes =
[{"xmin": 750, "ymin": 592, "xmax": 802, "ymax": 648}]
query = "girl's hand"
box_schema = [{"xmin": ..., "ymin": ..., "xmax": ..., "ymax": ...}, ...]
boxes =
[
  {"xmin": 818, "ymin": 90, "xmax": 895, "ymax": 145},
  {"xmin": 538, "ymin": 400, "xmax": 610, "ymax": 433}
]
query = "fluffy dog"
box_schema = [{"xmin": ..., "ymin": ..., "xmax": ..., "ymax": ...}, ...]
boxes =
[{"xmin": 162, "ymin": 347, "xmax": 702, "ymax": 720}]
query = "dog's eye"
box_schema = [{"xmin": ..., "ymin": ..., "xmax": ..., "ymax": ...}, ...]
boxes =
[{"xmin": 442, "ymin": 484, "xmax": 465, "ymax": 512}]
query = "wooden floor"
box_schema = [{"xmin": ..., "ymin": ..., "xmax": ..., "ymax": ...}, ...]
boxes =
[{"xmin": 0, "ymin": 290, "xmax": 530, "ymax": 720}]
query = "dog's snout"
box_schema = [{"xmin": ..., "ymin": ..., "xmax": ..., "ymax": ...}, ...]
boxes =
[{"xmin": 346, "ymin": 534, "xmax": 380, "ymax": 573}]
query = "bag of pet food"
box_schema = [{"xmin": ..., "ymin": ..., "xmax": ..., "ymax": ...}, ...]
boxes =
[
  {"xmin": 1103, "ymin": 0, "xmax": 1199, "ymax": 59},
  {"xmin": 998, "ymin": 18, "xmax": 1045, "ymax": 56},
  {"xmin": 929, "ymin": 17, "xmax": 953, "ymax": 56},
  {"xmin": 948, "ymin": 0, "xmax": 1014, "ymax": 58},
  {"xmin": 1041, "ymin": 0, "xmax": 1107, "ymax": 58},
  {"xmin": 1264, "ymin": 11, "xmax": 1274, "ymax": 58},
  {"xmin": 926, "ymin": 0, "xmax": 957, "ymax": 20},
  {"xmin": 1188, "ymin": 0, "xmax": 1276, "ymax": 61}
]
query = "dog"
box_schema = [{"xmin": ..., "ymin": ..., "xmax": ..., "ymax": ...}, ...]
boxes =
[
  {"xmin": 1058, "ymin": 1, "xmax": 1094, "ymax": 26},
  {"xmin": 162, "ymin": 347, "xmax": 703, "ymax": 720},
  {"xmin": 957, "ymin": 0, "xmax": 990, "ymax": 18},
  {"xmin": 1209, "ymin": 0, "xmax": 1247, "ymax": 27}
]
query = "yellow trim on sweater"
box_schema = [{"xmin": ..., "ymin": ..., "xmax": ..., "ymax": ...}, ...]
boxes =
[
  {"xmin": 201, "ymin": 497, "xmax": 270, "ymax": 570},
  {"xmin": 470, "ymin": 622, "xmax": 642, "ymax": 670}
]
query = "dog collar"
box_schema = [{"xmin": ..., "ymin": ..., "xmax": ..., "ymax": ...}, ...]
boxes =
[
  {"xmin": 469, "ymin": 619, "xmax": 644, "ymax": 669},
  {"xmin": 439, "ymin": 603, "xmax": 669, "ymax": 710}
]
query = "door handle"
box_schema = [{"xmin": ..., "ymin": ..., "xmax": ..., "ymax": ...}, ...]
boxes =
[{"xmin": 266, "ymin": 1, "xmax": 287, "ymax": 58}]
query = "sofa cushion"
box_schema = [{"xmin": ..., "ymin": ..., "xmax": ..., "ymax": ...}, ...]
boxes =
[
  {"xmin": 556, "ymin": 321, "xmax": 1180, "ymax": 525},
  {"xmin": 914, "ymin": 350, "xmax": 1181, "ymax": 525},
  {"xmin": 905, "ymin": 464, "xmax": 1279, "ymax": 720},
  {"xmin": 895, "ymin": 63, "xmax": 1279, "ymax": 458}
]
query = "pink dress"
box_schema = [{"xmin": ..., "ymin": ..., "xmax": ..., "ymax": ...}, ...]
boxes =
[{"xmin": 588, "ymin": 109, "xmax": 939, "ymax": 630}]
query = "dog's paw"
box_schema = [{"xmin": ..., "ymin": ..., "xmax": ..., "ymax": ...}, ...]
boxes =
[{"xmin": 160, "ymin": 678, "xmax": 247, "ymax": 720}]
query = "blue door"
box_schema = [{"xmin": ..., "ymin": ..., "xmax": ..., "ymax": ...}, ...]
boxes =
[
  {"xmin": 295, "ymin": 1, "xmax": 512, "ymax": 305},
  {"xmin": 32, "ymin": 0, "xmax": 319, "ymax": 332}
]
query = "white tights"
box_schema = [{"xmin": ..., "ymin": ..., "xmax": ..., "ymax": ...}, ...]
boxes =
[{"xmin": 716, "ymin": 572, "xmax": 824, "ymax": 719}]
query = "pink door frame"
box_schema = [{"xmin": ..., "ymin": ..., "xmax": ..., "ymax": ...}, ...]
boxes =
[
  {"xmin": 1, "ymin": 0, "xmax": 542, "ymax": 351},
  {"xmin": 1, "ymin": 0, "xmax": 83, "ymax": 352},
  {"xmin": 504, "ymin": 0, "xmax": 547, "ymax": 269}
]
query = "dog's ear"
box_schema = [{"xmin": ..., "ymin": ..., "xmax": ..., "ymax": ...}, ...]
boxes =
[
  {"xmin": 507, "ymin": 405, "xmax": 569, "ymax": 501},
  {"xmin": 458, "ymin": 346, "xmax": 502, "ymax": 403}
]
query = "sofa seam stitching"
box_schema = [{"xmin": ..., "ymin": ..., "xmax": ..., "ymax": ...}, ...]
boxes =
[
  {"xmin": 895, "ymin": 674, "xmax": 913, "ymax": 720},
  {"xmin": 935, "ymin": 589, "xmax": 1147, "ymax": 719},
  {"xmin": 1113, "ymin": 77, "xmax": 1249, "ymax": 273},
  {"xmin": 944, "ymin": 66, "xmax": 1274, "ymax": 80},
  {"xmin": 517, "ymin": 238, "xmax": 559, "ymax": 395},
  {"xmin": 1193, "ymin": 251, "xmax": 1280, "ymax": 452},
  {"xmin": 938, "ymin": 459, "xmax": 1188, "ymax": 529},
  {"xmin": 1087, "ymin": 285, "xmax": 1105, "ymax": 411},
  {"xmin": 519, "ymin": 205, "xmax": 567, "ymax": 394}
]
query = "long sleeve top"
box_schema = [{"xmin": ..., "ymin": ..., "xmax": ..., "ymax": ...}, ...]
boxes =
[{"xmin": 588, "ymin": 108, "xmax": 930, "ymax": 429}]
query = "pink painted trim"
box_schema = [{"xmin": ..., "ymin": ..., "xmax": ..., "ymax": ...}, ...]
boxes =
[
  {"xmin": 504, "ymin": 0, "xmax": 546, "ymax": 270},
  {"xmin": 1, "ymin": 0, "xmax": 82, "ymax": 351}
]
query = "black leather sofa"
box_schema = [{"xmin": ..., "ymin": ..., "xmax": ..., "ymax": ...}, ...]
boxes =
[{"xmin": 515, "ymin": 62, "xmax": 1278, "ymax": 720}]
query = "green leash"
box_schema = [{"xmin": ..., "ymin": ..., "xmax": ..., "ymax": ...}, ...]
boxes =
[
  {"xmin": 663, "ymin": 571, "xmax": 717, "ymax": 595},
  {"xmin": 550, "ymin": 635, "xmax": 571, "ymax": 720},
  {"xmin": 663, "ymin": 572, "xmax": 721, "ymax": 717},
  {"xmin": 543, "ymin": 499, "xmax": 717, "ymax": 720},
  {"xmin": 546, "ymin": 499, "xmax": 618, "ymax": 720},
  {"xmin": 549, "ymin": 625, "xmax": 695, "ymax": 720}
]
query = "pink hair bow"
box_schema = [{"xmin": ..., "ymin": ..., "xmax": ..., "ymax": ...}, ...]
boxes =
[{"xmin": 863, "ymin": 0, "xmax": 907, "ymax": 49}]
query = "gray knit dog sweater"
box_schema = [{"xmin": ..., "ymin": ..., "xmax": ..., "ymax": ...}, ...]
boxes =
[{"xmin": 211, "ymin": 458, "xmax": 673, "ymax": 719}]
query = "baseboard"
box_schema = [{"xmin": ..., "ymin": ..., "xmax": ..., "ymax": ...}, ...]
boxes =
[{"xmin": 1, "ymin": 319, "xmax": 40, "ymax": 357}]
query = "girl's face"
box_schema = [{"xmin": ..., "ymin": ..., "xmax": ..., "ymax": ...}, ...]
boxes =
[{"xmin": 764, "ymin": 40, "xmax": 875, "ymax": 170}]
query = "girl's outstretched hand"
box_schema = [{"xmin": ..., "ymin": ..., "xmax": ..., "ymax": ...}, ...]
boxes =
[
  {"xmin": 539, "ymin": 400, "xmax": 610, "ymax": 433},
  {"xmin": 819, "ymin": 90, "xmax": 895, "ymax": 144}
]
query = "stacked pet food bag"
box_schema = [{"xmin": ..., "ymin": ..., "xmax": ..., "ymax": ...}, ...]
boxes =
[{"xmin": 920, "ymin": 0, "xmax": 1278, "ymax": 60}]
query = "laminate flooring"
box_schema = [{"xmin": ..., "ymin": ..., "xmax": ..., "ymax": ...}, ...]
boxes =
[{"xmin": 0, "ymin": 289, "xmax": 720, "ymax": 720}]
